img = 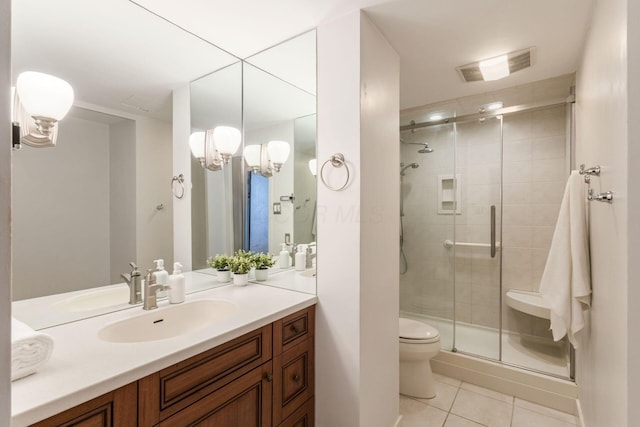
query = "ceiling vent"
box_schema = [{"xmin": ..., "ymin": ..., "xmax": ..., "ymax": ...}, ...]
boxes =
[{"xmin": 456, "ymin": 47, "xmax": 537, "ymax": 83}]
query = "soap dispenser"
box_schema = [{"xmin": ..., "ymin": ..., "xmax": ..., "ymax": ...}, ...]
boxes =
[
  {"xmin": 153, "ymin": 259, "xmax": 169, "ymax": 299},
  {"xmin": 295, "ymin": 245, "xmax": 306, "ymax": 271},
  {"xmin": 168, "ymin": 262, "xmax": 185, "ymax": 304},
  {"xmin": 279, "ymin": 243, "xmax": 290, "ymax": 269}
]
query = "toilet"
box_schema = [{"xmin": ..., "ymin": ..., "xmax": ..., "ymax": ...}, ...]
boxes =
[{"xmin": 399, "ymin": 318, "xmax": 441, "ymax": 398}]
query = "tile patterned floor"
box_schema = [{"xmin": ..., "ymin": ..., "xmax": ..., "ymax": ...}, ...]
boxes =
[{"xmin": 400, "ymin": 373, "xmax": 579, "ymax": 427}]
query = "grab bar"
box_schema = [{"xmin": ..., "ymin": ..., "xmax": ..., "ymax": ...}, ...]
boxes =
[{"xmin": 443, "ymin": 240, "xmax": 501, "ymax": 250}]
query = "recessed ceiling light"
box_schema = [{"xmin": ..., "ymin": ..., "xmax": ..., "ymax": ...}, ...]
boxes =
[
  {"xmin": 479, "ymin": 55, "xmax": 509, "ymax": 81},
  {"xmin": 429, "ymin": 114, "xmax": 443, "ymax": 121},
  {"xmin": 485, "ymin": 102, "xmax": 503, "ymax": 111}
]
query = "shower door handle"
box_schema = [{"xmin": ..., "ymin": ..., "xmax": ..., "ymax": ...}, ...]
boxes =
[{"xmin": 490, "ymin": 205, "xmax": 496, "ymax": 258}]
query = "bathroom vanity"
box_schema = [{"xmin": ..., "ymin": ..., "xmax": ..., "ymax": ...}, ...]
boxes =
[{"xmin": 12, "ymin": 284, "xmax": 316, "ymax": 427}]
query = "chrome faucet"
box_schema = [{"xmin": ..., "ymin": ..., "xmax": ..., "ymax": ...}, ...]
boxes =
[
  {"xmin": 143, "ymin": 268, "xmax": 170, "ymax": 310},
  {"xmin": 121, "ymin": 262, "xmax": 142, "ymax": 305},
  {"xmin": 305, "ymin": 246, "xmax": 316, "ymax": 269}
]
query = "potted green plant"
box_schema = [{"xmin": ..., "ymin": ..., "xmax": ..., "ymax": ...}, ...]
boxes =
[
  {"xmin": 207, "ymin": 254, "xmax": 231, "ymax": 283},
  {"xmin": 252, "ymin": 252, "xmax": 276, "ymax": 281},
  {"xmin": 228, "ymin": 252, "xmax": 255, "ymax": 286}
]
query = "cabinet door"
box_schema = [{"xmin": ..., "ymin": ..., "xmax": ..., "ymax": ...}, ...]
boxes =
[
  {"xmin": 139, "ymin": 325, "xmax": 272, "ymax": 425},
  {"xmin": 273, "ymin": 338, "xmax": 314, "ymax": 425},
  {"xmin": 158, "ymin": 362, "xmax": 273, "ymax": 427},
  {"xmin": 30, "ymin": 382, "xmax": 137, "ymax": 427}
]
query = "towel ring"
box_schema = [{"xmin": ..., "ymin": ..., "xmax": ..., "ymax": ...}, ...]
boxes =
[
  {"xmin": 171, "ymin": 174, "xmax": 185, "ymax": 199},
  {"xmin": 320, "ymin": 153, "xmax": 350, "ymax": 191}
]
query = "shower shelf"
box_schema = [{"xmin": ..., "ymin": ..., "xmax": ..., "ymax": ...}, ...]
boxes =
[{"xmin": 443, "ymin": 240, "xmax": 501, "ymax": 250}]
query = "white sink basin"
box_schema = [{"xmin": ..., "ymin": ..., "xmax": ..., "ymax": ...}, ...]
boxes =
[
  {"xmin": 97, "ymin": 299, "xmax": 236, "ymax": 343},
  {"xmin": 54, "ymin": 286, "xmax": 130, "ymax": 312},
  {"xmin": 299, "ymin": 269, "xmax": 316, "ymax": 278}
]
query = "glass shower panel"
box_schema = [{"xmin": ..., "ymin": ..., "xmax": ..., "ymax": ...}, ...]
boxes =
[
  {"xmin": 500, "ymin": 104, "xmax": 571, "ymax": 378},
  {"xmin": 399, "ymin": 123, "xmax": 456, "ymax": 351},
  {"xmin": 452, "ymin": 117, "xmax": 502, "ymax": 360}
]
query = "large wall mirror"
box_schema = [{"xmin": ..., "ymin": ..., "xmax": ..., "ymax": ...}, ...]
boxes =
[
  {"xmin": 189, "ymin": 30, "xmax": 317, "ymax": 294},
  {"xmin": 11, "ymin": 0, "xmax": 239, "ymax": 328}
]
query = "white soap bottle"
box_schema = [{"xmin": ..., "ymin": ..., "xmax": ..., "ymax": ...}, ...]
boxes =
[
  {"xmin": 279, "ymin": 243, "xmax": 290, "ymax": 269},
  {"xmin": 295, "ymin": 245, "xmax": 306, "ymax": 271},
  {"xmin": 153, "ymin": 259, "xmax": 169, "ymax": 298},
  {"xmin": 168, "ymin": 262, "xmax": 185, "ymax": 304}
]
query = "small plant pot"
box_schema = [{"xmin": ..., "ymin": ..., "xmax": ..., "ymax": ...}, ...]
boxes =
[
  {"xmin": 233, "ymin": 273, "xmax": 249, "ymax": 286},
  {"xmin": 255, "ymin": 268, "xmax": 269, "ymax": 281},
  {"xmin": 216, "ymin": 269, "xmax": 230, "ymax": 283}
]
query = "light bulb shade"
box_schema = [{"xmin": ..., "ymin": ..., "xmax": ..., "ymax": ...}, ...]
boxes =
[
  {"xmin": 308, "ymin": 159, "xmax": 317, "ymax": 176},
  {"xmin": 189, "ymin": 131, "xmax": 205, "ymax": 159},
  {"xmin": 479, "ymin": 55, "xmax": 509, "ymax": 81},
  {"xmin": 213, "ymin": 126, "xmax": 241, "ymax": 156},
  {"xmin": 267, "ymin": 140, "xmax": 290, "ymax": 165},
  {"xmin": 17, "ymin": 71, "xmax": 74, "ymax": 120},
  {"xmin": 244, "ymin": 145, "xmax": 261, "ymax": 168}
]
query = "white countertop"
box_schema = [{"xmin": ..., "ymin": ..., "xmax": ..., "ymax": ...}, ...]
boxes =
[{"xmin": 11, "ymin": 282, "xmax": 317, "ymax": 426}]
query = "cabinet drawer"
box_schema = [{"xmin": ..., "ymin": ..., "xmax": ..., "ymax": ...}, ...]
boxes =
[
  {"xmin": 139, "ymin": 325, "xmax": 272, "ymax": 425},
  {"xmin": 30, "ymin": 382, "xmax": 137, "ymax": 427},
  {"xmin": 274, "ymin": 306, "xmax": 315, "ymax": 355},
  {"xmin": 158, "ymin": 362, "xmax": 273, "ymax": 427},
  {"xmin": 278, "ymin": 398, "xmax": 314, "ymax": 427},
  {"xmin": 273, "ymin": 337, "xmax": 314, "ymax": 425}
]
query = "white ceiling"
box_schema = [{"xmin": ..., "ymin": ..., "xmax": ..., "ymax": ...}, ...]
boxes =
[
  {"xmin": 12, "ymin": 0, "xmax": 596, "ymax": 120},
  {"xmin": 365, "ymin": 0, "xmax": 595, "ymax": 109},
  {"xmin": 11, "ymin": 0, "xmax": 238, "ymax": 120},
  {"xmin": 131, "ymin": 0, "xmax": 389, "ymax": 59}
]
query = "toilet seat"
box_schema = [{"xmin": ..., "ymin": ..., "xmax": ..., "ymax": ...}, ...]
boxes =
[{"xmin": 399, "ymin": 318, "xmax": 440, "ymax": 344}]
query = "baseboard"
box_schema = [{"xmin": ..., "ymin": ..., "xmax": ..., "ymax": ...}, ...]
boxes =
[
  {"xmin": 432, "ymin": 350, "xmax": 578, "ymax": 414},
  {"xmin": 392, "ymin": 415, "xmax": 403, "ymax": 427},
  {"xmin": 576, "ymin": 399, "xmax": 586, "ymax": 427}
]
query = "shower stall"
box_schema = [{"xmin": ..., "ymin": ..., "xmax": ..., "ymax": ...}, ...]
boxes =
[{"xmin": 399, "ymin": 76, "xmax": 574, "ymax": 380}]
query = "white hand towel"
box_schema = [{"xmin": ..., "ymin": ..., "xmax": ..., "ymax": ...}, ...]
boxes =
[
  {"xmin": 11, "ymin": 317, "xmax": 54, "ymax": 381},
  {"xmin": 539, "ymin": 170, "xmax": 591, "ymax": 348}
]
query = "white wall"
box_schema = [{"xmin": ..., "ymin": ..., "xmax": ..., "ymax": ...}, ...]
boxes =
[
  {"xmin": 316, "ymin": 10, "xmax": 399, "ymax": 427},
  {"xmin": 626, "ymin": 1, "xmax": 640, "ymax": 423},
  {"xmin": 359, "ymin": 12, "xmax": 400, "ymax": 427},
  {"xmin": 0, "ymin": 0, "xmax": 11, "ymax": 422},
  {"xmin": 575, "ymin": 0, "xmax": 629, "ymax": 425}
]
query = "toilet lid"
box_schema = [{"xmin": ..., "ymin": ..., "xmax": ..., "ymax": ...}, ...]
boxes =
[{"xmin": 399, "ymin": 318, "xmax": 440, "ymax": 342}]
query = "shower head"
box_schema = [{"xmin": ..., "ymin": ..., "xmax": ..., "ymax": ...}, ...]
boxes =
[
  {"xmin": 400, "ymin": 162, "xmax": 419, "ymax": 176},
  {"xmin": 400, "ymin": 138, "xmax": 434, "ymax": 154},
  {"xmin": 418, "ymin": 143, "xmax": 434, "ymax": 153}
]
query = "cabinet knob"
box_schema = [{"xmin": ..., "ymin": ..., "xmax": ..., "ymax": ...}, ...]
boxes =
[
  {"xmin": 290, "ymin": 324, "xmax": 300, "ymax": 333},
  {"xmin": 264, "ymin": 373, "xmax": 273, "ymax": 382},
  {"xmin": 293, "ymin": 374, "xmax": 301, "ymax": 382}
]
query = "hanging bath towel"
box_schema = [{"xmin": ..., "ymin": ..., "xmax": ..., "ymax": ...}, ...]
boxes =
[{"xmin": 539, "ymin": 170, "xmax": 591, "ymax": 348}]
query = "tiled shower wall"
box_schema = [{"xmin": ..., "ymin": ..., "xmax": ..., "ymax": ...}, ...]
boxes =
[{"xmin": 400, "ymin": 75, "xmax": 571, "ymax": 339}]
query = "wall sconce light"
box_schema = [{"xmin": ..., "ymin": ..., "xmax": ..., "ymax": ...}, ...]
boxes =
[
  {"xmin": 244, "ymin": 140, "xmax": 291, "ymax": 177},
  {"xmin": 308, "ymin": 158, "xmax": 317, "ymax": 176},
  {"xmin": 12, "ymin": 71, "xmax": 74, "ymax": 149},
  {"xmin": 190, "ymin": 125, "xmax": 241, "ymax": 172}
]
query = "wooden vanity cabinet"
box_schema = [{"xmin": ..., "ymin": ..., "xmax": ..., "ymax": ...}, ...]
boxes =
[
  {"xmin": 30, "ymin": 381, "xmax": 137, "ymax": 427},
  {"xmin": 28, "ymin": 305, "xmax": 314, "ymax": 427}
]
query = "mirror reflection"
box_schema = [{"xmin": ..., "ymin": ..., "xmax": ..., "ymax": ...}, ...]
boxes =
[
  {"xmin": 190, "ymin": 31, "xmax": 317, "ymax": 294},
  {"xmin": 11, "ymin": 0, "xmax": 238, "ymax": 327}
]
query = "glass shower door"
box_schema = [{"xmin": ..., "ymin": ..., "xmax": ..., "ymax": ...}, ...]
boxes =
[{"xmin": 452, "ymin": 116, "xmax": 502, "ymax": 360}]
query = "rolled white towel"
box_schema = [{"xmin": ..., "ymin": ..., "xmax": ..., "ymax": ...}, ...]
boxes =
[{"xmin": 11, "ymin": 318, "xmax": 54, "ymax": 381}]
